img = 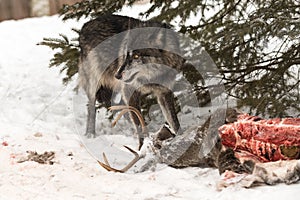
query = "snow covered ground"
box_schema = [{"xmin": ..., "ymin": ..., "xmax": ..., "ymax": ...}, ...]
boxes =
[{"xmin": 0, "ymin": 5, "xmax": 299, "ymax": 200}]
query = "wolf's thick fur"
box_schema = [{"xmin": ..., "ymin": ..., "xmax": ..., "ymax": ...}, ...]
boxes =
[{"xmin": 79, "ymin": 14, "xmax": 184, "ymax": 149}]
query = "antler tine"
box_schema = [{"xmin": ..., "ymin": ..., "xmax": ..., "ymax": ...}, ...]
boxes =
[
  {"xmin": 97, "ymin": 145, "xmax": 140, "ymax": 173},
  {"xmin": 109, "ymin": 105, "xmax": 146, "ymax": 133},
  {"xmin": 121, "ymin": 145, "xmax": 140, "ymax": 171}
]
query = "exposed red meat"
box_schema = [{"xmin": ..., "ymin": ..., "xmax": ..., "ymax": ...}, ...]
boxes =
[{"xmin": 219, "ymin": 113, "xmax": 300, "ymax": 162}]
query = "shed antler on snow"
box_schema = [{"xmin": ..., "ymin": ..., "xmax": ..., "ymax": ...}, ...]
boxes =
[
  {"xmin": 97, "ymin": 145, "xmax": 140, "ymax": 173},
  {"xmin": 97, "ymin": 105, "xmax": 146, "ymax": 173}
]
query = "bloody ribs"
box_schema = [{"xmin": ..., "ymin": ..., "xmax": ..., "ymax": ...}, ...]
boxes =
[{"xmin": 219, "ymin": 113, "xmax": 300, "ymax": 162}]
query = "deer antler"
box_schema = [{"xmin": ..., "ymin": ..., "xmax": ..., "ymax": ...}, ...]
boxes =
[
  {"xmin": 97, "ymin": 105, "xmax": 146, "ymax": 173},
  {"xmin": 109, "ymin": 105, "xmax": 146, "ymax": 133},
  {"xmin": 97, "ymin": 145, "xmax": 139, "ymax": 173}
]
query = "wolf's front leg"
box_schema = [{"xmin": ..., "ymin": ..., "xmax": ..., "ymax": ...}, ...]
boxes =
[
  {"xmin": 85, "ymin": 98, "xmax": 96, "ymax": 138},
  {"xmin": 156, "ymin": 87, "xmax": 181, "ymax": 135}
]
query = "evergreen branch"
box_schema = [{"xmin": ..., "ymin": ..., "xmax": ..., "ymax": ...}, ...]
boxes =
[
  {"xmin": 38, "ymin": 31, "xmax": 80, "ymax": 84},
  {"xmin": 59, "ymin": 0, "xmax": 127, "ymax": 21}
]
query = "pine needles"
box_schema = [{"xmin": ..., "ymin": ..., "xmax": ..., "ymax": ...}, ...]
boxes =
[{"xmin": 38, "ymin": 29, "xmax": 80, "ymax": 84}]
